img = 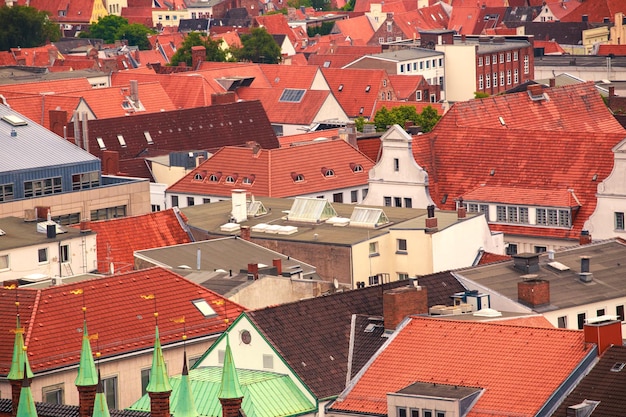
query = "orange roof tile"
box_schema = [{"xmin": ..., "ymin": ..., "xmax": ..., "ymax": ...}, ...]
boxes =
[
  {"xmin": 0, "ymin": 51, "xmax": 16, "ymax": 65},
  {"xmin": 330, "ymin": 317, "xmax": 593, "ymax": 417},
  {"xmin": 136, "ymin": 49, "xmax": 168, "ymax": 66},
  {"xmin": 0, "ymin": 267, "xmax": 244, "ymax": 375},
  {"xmin": 462, "ymin": 185, "xmax": 581, "ymax": 207},
  {"xmin": 448, "ymin": 6, "xmax": 483, "ymax": 35},
  {"xmin": 4, "ymin": 94, "xmax": 80, "ymax": 129},
  {"xmin": 84, "ymin": 209, "xmax": 192, "ymax": 273},
  {"xmin": 285, "ymin": 53, "xmax": 309, "ymax": 65},
  {"xmin": 301, "ymin": 34, "xmax": 368, "ymax": 55},
  {"xmin": 393, "ymin": 5, "xmax": 450, "ymax": 38},
  {"xmin": 28, "ymin": 0, "xmax": 97, "ymax": 23},
  {"xmin": 167, "ymin": 139, "xmax": 374, "ymax": 198},
  {"xmin": 0, "ymin": 78, "xmax": 93, "ymax": 97},
  {"xmin": 559, "ymin": 0, "xmax": 621, "ymax": 23},
  {"xmin": 477, "ymin": 251, "xmax": 511, "ymax": 265},
  {"xmin": 194, "ymin": 62, "xmax": 273, "ymax": 89},
  {"xmin": 278, "ymin": 128, "xmax": 342, "ymax": 147},
  {"xmin": 598, "ymin": 44, "xmax": 626, "ymax": 56},
  {"xmin": 308, "ymin": 53, "xmax": 364, "ymax": 68},
  {"xmin": 534, "ymin": 39, "xmax": 566, "ymax": 55},
  {"xmin": 212, "ymin": 31, "xmax": 243, "ymax": 49},
  {"xmin": 387, "ymin": 74, "xmax": 427, "ymax": 100},
  {"xmin": 258, "ymin": 64, "xmax": 323, "ymax": 89},
  {"xmin": 411, "ymin": 83, "xmax": 625, "ymax": 240},
  {"xmin": 333, "ymin": 16, "xmax": 375, "ymax": 44},
  {"xmin": 255, "ymin": 14, "xmax": 302, "ymax": 45}
]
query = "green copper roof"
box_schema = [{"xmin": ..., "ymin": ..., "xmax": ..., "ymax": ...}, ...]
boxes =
[
  {"xmin": 8, "ymin": 317, "xmax": 33, "ymax": 381},
  {"xmin": 146, "ymin": 326, "xmax": 172, "ymax": 393},
  {"xmin": 173, "ymin": 353, "xmax": 198, "ymax": 417},
  {"xmin": 75, "ymin": 321, "xmax": 98, "ymax": 387},
  {"xmin": 218, "ymin": 337, "xmax": 243, "ymax": 400},
  {"xmin": 128, "ymin": 367, "xmax": 316, "ymax": 417},
  {"xmin": 93, "ymin": 373, "xmax": 111, "ymax": 417},
  {"xmin": 16, "ymin": 366, "xmax": 37, "ymax": 417}
]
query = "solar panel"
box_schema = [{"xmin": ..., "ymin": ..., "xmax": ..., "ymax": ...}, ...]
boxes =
[{"xmin": 279, "ymin": 89, "xmax": 306, "ymax": 103}]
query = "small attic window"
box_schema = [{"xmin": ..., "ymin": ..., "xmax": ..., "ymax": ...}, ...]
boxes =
[
  {"xmin": 191, "ymin": 299, "xmax": 217, "ymax": 317},
  {"xmin": 351, "ymin": 163, "xmax": 363, "ymax": 173},
  {"xmin": 338, "ymin": 84, "xmax": 344, "ymax": 91},
  {"xmin": 322, "ymin": 168, "xmax": 335, "ymax": 177},
  {"xmin": 611, "ymin": 362, "xmax": 625, "ymax": 372},
  {"xmin": 365, "ymin": 85, "xmax": 371, "ymax": 92},
  {"xmin": 225, "ymin": 176, "xmax": 235, "ymax": 183},
  {"xmin": 359, "ymin": 107, "xmax": 364, "ymax": 114},
  {"xmin": 242, "ymin": 176, "xmax": 254, "ymax": 185},
  {"xmin": 193, "ymin": 173, "xmax": 204, "ymax": 181},
  {"xmin": 117, "ymin": 135, "xmax": 127, "ymax": 148},
  {"xmin": 2, "ymin": 115, "xmax": 27, "ymax": 126},
  {"xmin": 293, "ymin": 173, "xmax": 305, "ymax": 183},
  {"xmin": 144, "ymin": 131, "xmax": 154, "ymax": 144},
  {"xmin": 96, "ymin": 137, "xmax": 106, "ymax": 150},
  {"xmin": 209, "ymin": 174, "xmax": 219, "ymax": 182}
]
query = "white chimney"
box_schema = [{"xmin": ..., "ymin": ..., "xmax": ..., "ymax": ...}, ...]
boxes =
[{"xmin": 231, "ymin": 189, "xmax": 247, "ymax": 223}]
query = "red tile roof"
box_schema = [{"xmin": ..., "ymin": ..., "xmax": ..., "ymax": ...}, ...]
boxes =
[
  {"xmin": 322, "ymin": 67, "xmax": 393, "ymax": 118},
  {"xmin": 476, "ymin": 251, "xmax": 511, "ymax": 265},
  {"xmin": 254, "ymin": 14, "xmax": 302, "ymax": 45},
  {"xmin": 393, "ymin": 5, "xmax": 450, "ymax": 38},
  {"xmin": 0, "ymin": 51, "xmax": 16, "ymax": 65},
  {"xmin": 330, "ymin": 316, "xmax": 593, "ymax": 417},
  {"xmin": 258, "ymin": 64, "xmax": 323, "ymax": 89},
  {"xmin": 332, "ymin": 16, "xmax": 375, "ymax": 44},
  {"xmin": 559, "ymin": 0, "xmax": 622, "ymax": 23},
  {"xmin": 4, "ymin": 94, "xmax": 80, "ymax": 129},
  {"xmin": 278, "ymin": 128, "xmax": 342, "ymax": 147},
  {"xmin": 28, "ymin": 0, "xmax": 98, "ymax": 23},
  {"xmin": 463, "ymin": 185, "xmax": 581, "ymax": 207},
  {"xmin": 194, "ymin": 62, "xmax": 273, "ymax": 88},
  {"xmin": 544, "ymin": 0, "xmax": 582, "ymax": 20},
  {"xmin": 121, "ymin": 5, "xmax": 154, "ymax": 26},
  {"xmin": 83, "ymin": 209, "xmax": 191, "ymax": 273},
  {"xmin": 597, "ymin": 44, "xmax": 626, "ymax": 56},
  {"xmin": 0, "ymin": 78, "xmax": 92, "ymax": 97},
  {"xmin": 167, "ymin": 139, "xmax": 374, "ymax": 198},
  {"xmin": 448, "ymin": 6, "xmax": 483, "ymax": 35},
  {"xmin": 356, "ymin": 137, "xmax": 382, "ymax": 162},
  {"xmin": 0, "ymin": 267, "xmax": 245, "ymax": 375},
  {"xmin": 411, "ymin": 82, "xmax": 625, "ymax": 240},
  {"xmin": 534, "ymin": 39, "xmax": 566, "ymax": 55},
  {"xmin": 308, "ymin": 53, "xmax": 364, "ymax": 68}
]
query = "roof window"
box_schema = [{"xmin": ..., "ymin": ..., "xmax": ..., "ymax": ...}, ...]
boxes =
[
  {"xmin": 322, "ymin": 168, "xmax": 335, "ymax": 177},
  {"xmin": 279, "ymin": 88, "xmax": 306, "ymax": 103},
  {"xmin": 338, "ymin": 84, "xmax": 344, "ymax": 91},
  {"xmin": 365, "ymin": 85, "xmax": 371, "ymax": 92},
  {"xmin": 96, "ymin": 137, "xmax": 106, "ymax": 150},
  {"xmin": 144, "ymin": 131, "xmax": 153, "ymax": 144},
  {"xmin": 117, "ymin": 135, "xmax": 127, "ymax": 148},
  {"xmin": 191, "ymin": 299, "xmax": 217, "ymax": 317},
  {"xmin": 2, "ymin": 115, "xmax": 27, "ymax": 126}
]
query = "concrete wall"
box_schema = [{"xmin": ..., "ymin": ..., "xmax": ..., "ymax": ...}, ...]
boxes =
[
  {"xmin": 436, "ymin": 43, "xmax": 476, "ymax": 102},
  {"xmin": 229, "ymin": 276, "xmax": 333, "ymax": 309}
]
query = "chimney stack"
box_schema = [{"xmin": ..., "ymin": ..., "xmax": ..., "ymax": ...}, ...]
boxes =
[
  {"xmin": 272, "ymin": 258, "xmax": 282, "ymax": 275},
  {"xmin": 191, "ymin": 45, "xmax": 206, "ymax": 70},
  {"xmin": 231, "ymin": 189, "xmax": 247, "ymax": 223},
  {"xmin": 247, "ymin": 263, "xmax": 259, "ymax": 280},
  {"xmin": 584, "ymin": 317, "xmax": 622, "ymax": 356},
  {"xmin": 383, "ymin": 285, "xmax": 428, "ymax": 331},
  {"xmin": 579, "ymin": 230, "xmax": 592, "ymax": 245},
  {"xmin": 517, "ymin": 276, "xmax": 549, "ymax": 307},
  {"xmin": 580, "ymin": 256, "xmax": 592, "ymax": 282},
  {"xmin": 549, "ymin": 78, "xmax": 556, "ymax": 87},
  {"xmin": 240, "ymin": 226, "xmax": 251, "ymax": 241},
  {"xmin": 457, "ymin": 198, "xmax": 466, "ymax": 219},
  {"xmin": 425, "ymin": 204, "xmax": 437, "ymax": 230}
]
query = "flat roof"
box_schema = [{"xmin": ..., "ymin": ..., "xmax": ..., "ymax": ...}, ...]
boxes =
[{"xmin": 0, "ymin": 216, "xmax": 94, "ymax": 252}]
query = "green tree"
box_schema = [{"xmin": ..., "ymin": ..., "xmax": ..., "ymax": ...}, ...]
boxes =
[
  {"xmin": 354, "ymin": 116, "xmax": 366, "ymax": 132},
  {"xmin": 116, "ymin": 23, "xmax": 153, "ymax": 50},
  {"xmin": 232, "ymin": 27, "xmax": 282, "ymax": 64},
  {"xmin": 416, "ymin": 105, "xmax": 441, "ymax": 133},
  {"xmin": 80, "ymin": 15, "xmax": 128, "ymax": 43},
  {"xmin": 307, "ymin": 21, "xmax": 334, "ymax": 37},
  {"xmin": 0, "ymin": 5, "xmax": 60, "ymax": 51},
  {"xmin": 169, "ymin": 32, "xmax": 226, "ymax": 66},
  {"xmin": 372, "ymin": 105, "xmax": 441, "ymax": 133},
  {"xmin": 474, "ymin": 91, "xmax": 489, "ymax": 99}
]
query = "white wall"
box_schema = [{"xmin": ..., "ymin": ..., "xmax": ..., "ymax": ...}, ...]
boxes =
[{"xmin": 436, "ymin": 43, "xmax": 476, "ymax": 102}]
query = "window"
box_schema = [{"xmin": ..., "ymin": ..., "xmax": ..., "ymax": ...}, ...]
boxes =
[
  {"xmin": 496, "ymin": 205, "xmax": 506, "ymax": 221},
  {"xmin": 369, "ymin": 241, "xmax": 379, "ymax": 256},
  {"xmin": 52, "ymin": 212, "xmax": 80, "ymax": 226},
  {"xmin": 419, "ymin": 61, "xmax": 423, "ymax": 70},
  {"xmin": 397, "ymin": 239, "xmax": 407, "ymax": 252},
  {"xmin": 152, "ymin": 204, "xmax": 161, "ymax": 212},
  {"xmin": 333, "ymin": 192, "xmax": 343, "ymax": 203},
  {"xmin": 394, "ymin": 158, "xmax": 399, "ymax": 171},
  {"xmin": 379, "ymin": 37, "xmax": 384, "ymax": 44},
  {"xmin": 24, "ymin": 178, "xmax": 62, "ymax": 197},
  {"xmin": 202, "ymin": 198, "xmax": 210, "ymax": 204},
  {"xmin": 141, "ymin": 369, "xmax": 150, "ymax": 396},
  {"xmin": 514, "ymin": 68, "xmax": 519, "ymax": 83},
  {"xmin": 72, "ymin": 172, "xmax": 99, "ymax": 190},
  {"xmin": 616, "ymin": 212, "xmax": 624, "ymax": 230},
  {"xmin": 597, "ymin": 308, "xmax": 606, "ymax": 317},
  {"xmin": 507, "ymin": 206, "xmax": 517, "ymax": 223},
  {"xmin": 144, "ymin": 131, "xmax": 154, "ymax": 144},
  {"xmin": 397, "ymin": 408, "xmax": 407, "ymax": 417},
  {"xmin": 506, "ymin": 243, "xmax": 518, "ymax": 255},
  {"xmin": 0, "ymin": 254, "xmax": 8, "ymax": 270},
  {"xmin": 557, "ymin": 316, "xmax": 567, "ymax": 328},
  {"xmin": 478, "ymin": 56, "xmax": 483, "ymax": 66},
  {"xmin": 524, "ymin": 55, "xmax": 529, "ymax": 74},
  {"xmin": 0, "ymin": 184, "xmax": 14, "ymax": 202},
  {"xmin": 368, "ymin": 275, "xmax": 380, "ymax": 285},
  {"xmin": 352, "ymin": 164, "xmax": 363, "ymax": 173},
  {"xmin": 383, "ymin": 79, "xmax": 387, "ymax": 87},
  {"xmin": 187, "ymin": 197, "xmax": 195, "ymax": 206},
  {"xmin": 436, "ymin": 412, "xmax": 445, "ymax": 417},
  {"xmin": 411, "ymin": 410, "xmax": 419, "ymax": 417},
  {"xmin": 416, "ymin": 90, "xmax": 422, "ymax": 100},
  {"xmin": 279, "ymin": 89, "xmax": 306, "ymax": 103},
  {"xmin": 351, "ymin": 190, "xmax": 358, "ymax": 203},
  {"xmin": 263, "ymin": 354, "xmax": 274, "ymax": 369},
  {"xmin": 486, "ymin": 76, "xmax": 491, "ymax": 89},
  {"xmin": 493, "ymin": 72, "xmax": 497, "ymax": 87},
  {"xmin": 559, "ymin": 210, "xmax": 570, "ymax": 227},
  {"xmin": 423, "ymin": 411, "xmax": 433, "ymax": 417},
  {"xmin": 394, "ymin": 197, "xmax": 402, "ymax": 207},
  {"xmin": 507, "ymin": 70, "xmax": 511, "ymax": 85},
  {"xmin": 499, "ymin": 53, "xmax": 504, "ymax": 63},
  {"xmin": 60, "ymin": 244, "xmax": 70, "ymax": 263},
  {"xmin": 387, "ymin": 22, "xmax": 392, "ymax": 32},
  {"xmin": 91, "ymin": 205, "xmax": 127, "ymax": 220},
  {"xmin": 103, "ymin": 376, "xmax": 118, "ymax": 409},
  {"xmin": 338, "ymin": 84, "xmax": 344, "ymax": 91},
  {"xmin": 514, "ymin": 51, "xmax": 518, "ymax": 61},
  {"xmin": 617, "ymin": 305, "xmax": 624, "ymax": 321},
  {"xmin": 294, "ymin": 174, "xmax": 305, "ymax": 183},
  {"xmin": 171, "ymin": 196, "xmax": 179, "ymax": 207},
  {"xmin": 485, "ymin": 55, "xmax": 490, "ymax": 65},
  {"xmin": 534, "ymin": 246, "xmax": 546, "ymax": 253},
  {"xmin": 492, "ymin": 54, "xmax": 497, "ymax": 63},
  {"xmin": 404, "ymin": 198, "xmax": 412, "ymax": 208},
  {"xmin": 117, "ymin": 135, "xmax": 127, "ymax": 148},
  {"xmin": 500, "ymin": 71, "xmax": 505, "ymax": 86},
  {"xmin": 225, "ymin": 176, "xmax": 235, "ymax": 183},
  {"xmin": 577, "ymin": 313, "xmax": 586, "ymax": 330},
  {"xmin": 438, "ymin": 58, "xmax": 443, "ymax": 66},
  {"xmin": 384, "ymin": 196, "xmax": 392, "ymax": 207},
  {"xmin": 519, "ymin": 207, "xmax": 529, "ymax": 223},
  {"xmin": 38, "ymin": 248, "xmax": 48, "ymax": 263},
  {"xmin": 548, "ymin": 209, "xmax": 558, "ymax": 226},
  {"xmin": 398, "ymin": 273, "xmax": 409, "ymax": 281},
  {"xmin": 478, "ymin": 74, "xmax": 483, "ymax": 89},
  {"xmin": 506, "ymin": 52, "xmax": 511, "ymax": 62},
  {"xmin": 42, "ymin": 384, "xmax": 64, "ymax": 404},
  {"xmin": 365, "ymin": 85, "xmax": 371, "ymax": 92}
]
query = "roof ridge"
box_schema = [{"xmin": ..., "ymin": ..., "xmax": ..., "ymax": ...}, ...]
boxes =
[{"xmin": 23, "ymin": 289, "xmax": 42, "ymax": 349}]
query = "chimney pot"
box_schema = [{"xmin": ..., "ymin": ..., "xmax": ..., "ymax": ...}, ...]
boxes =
[{"xmin": 580, "ymin": 230, "xmax": 592, "ymax": 245}]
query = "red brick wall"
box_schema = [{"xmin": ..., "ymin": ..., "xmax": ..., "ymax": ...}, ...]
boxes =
[
  {"xmin": 383, "ymin": 286, "xmax": 428, "ymax": 330},
  {"xmin": 517, "ymin": 279, "xmax": 550, "ymax": 307},
  {"xmin": 584, "ymin": 320, "xmax": 623, "ymax": 356},
  {"xmin": 148, "ymin": 391, "xmax": 171, "ymax": 417}
]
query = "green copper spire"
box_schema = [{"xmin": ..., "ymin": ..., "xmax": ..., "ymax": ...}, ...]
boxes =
[
  {"xmin": 173, "ymin": 352, "xmax": 198, "ymax": 417},
  {"xmin": 76, "ymin": 320, "xmax": 98, "ymax": 387},
  {"xmin": 8, "ymin": 316, "xmax": 33, "ymax": 381},
  {"xmin": 16, "ymin": 364, "xmax": 37, "ymax": 417},
  {"xmin": 218, "ymin": 335, "xmax": 243, "ymax": 399},
  {"xmin": 146, "ymin": 326, "xmax": 172, "ymax": 393},
  {"xmin": 93, "ymin": 372, "xmax": 111, "ymax": 417}
]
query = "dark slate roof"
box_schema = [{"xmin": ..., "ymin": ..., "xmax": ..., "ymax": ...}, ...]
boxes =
[
  {"xmin": 552, "ymin": 345, "xmax": 626, "ymax": 416},
  {"xmin": 86, "ymin": 101, "xmax": 279, "ymax": 160},
  {"xmin": 503, "ymin": 21, "xmax": 593, "ymax": 44},
  {"xmin": 178, "ymin": 18, "xmax": 210, "ymax": 32},
  {"xmin": 246, "ymin": 272, "xmax": 465, "ymax": 399},
  {"xmin": 501, "ymin": 6, "xmax": 542, "ymax": 24},
  {"xmin": 0, "ymin": 399, "xmax": 150, "ymax": 417},
  {"xmin": 350, "ymin": 315, "xmax": 386, "ymax": 380}
]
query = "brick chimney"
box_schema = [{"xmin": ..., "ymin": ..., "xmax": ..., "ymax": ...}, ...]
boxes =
[
  {"xmin": 584, "ymin": 317, "xmax": 622, "ymax": 356},
  {"xmin": 457, "ymin": 198, "xmax": 466, "ymax": 219},
  {"xmin": 101, "ymin": 151, "xmax": 120, "ymax": 175},
  {"xmin": 211, "ymin": 92, "xmax": 237, "ymax": 105},
  {"xmin": 149, "ymin": 391, "xmax": 171, "ymax": 417},
  {"xmin": 191, "ymin": 45, "xmax": 206, "ymax": 70},
  {"xmin": 240, "ymin": 226, "xmax": 251, "ymax": 241},
  {"xmin": 549, "ymin": 78, "xmax": 556, "ymax": 88},
  {"xmin": 272, "ymin": 258, "xmax": 282, "ymax": 275},
  {"xmin": 49, "ymin": 109, "xmax": 68, "ymax": 138},
  {"xmin": 425, "ymin": 204, "xmax": 437, "ymax": 231},
  {"xmin": 517, "ymin": 277, "xmax": 549, "ymax": 307},
  {"xmin": 383, "ymin": 285, "xmax": 428, "ymax": 331},
  {"xmin": 579, "ymin": 230, "xmax": 592, "ymax": 245},
  {"xmin": 247, "ymin": 263, "xmax": 258, "ymax": 280}
]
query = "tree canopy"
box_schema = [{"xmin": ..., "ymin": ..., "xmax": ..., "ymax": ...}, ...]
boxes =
[
  {"xmin": 0, "ymin": 5, "xmax": 60, "ymax": 51},
  {"xmin": 169, "ymin": 31, "xmax": 227, "ymax": 66},
  {"xmin": 232, "ymin": 27, "xmax": 282, "ymax": 64},
  {"xmin": 79, "ymin": 15, "xmax": 154, "ymax": 50},
  {"xmin": 372, "ymin": 105, "xmax": 441, "ymax": 133}
]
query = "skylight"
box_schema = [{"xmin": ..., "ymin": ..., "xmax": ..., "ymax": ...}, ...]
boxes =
[
  {"xmin": 2, "ymin": 115, "xmax": 27, "ymax": 126},
  {"xmin": 144, "ymin": 131, "xmax": 154, "ymax": 144},
  {"xmin": 192, "ymin": 299, "xmax": 217, "ymax": 317},
  {"xmin": 350, "ymin": 207, "xmax": 390, "ymax": 228},
  {"xmin": 287, "ymin": 197, "xmax": 337, "ymax": 223},
  {"xmin": 117, "ymin": 135, "xmax": 127, "ymax": 148},
  {"xmin": 96, "ymin": 137, "xmax": 106, "ymax": 150},
  {"xmin": 279, "ymin": 89, "xmax": 306, "ymax": 103}
]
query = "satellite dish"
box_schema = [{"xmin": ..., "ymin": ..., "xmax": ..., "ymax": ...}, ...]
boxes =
[{"xmin": 333, "ymin": 278, "xmax": 339, "ymax": 289}]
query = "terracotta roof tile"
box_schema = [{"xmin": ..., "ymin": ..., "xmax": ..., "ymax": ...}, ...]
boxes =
[
  {"xmin": 559, "ymin": 0, "xmax": 621, "ymax": 23},
  {"xmin": 82, "ymin": 209, "xmax": 191, "ymax": 273},
  {"xmin": 278, "ymin": 128, "xmax": 342, "ymax": 147},
  {"xmin": 412, "ymin": 83, "xmax": 625, "ymax": 240},
  {"xmin": 0, "ymin": 78, "xmax": 92, "ymax": 97},
  {"xmin": 193, "ymin": 62, "xmax": 273, "ymax": 88},
  {"xmin": 28, "ymin": 0, "xmax": 102, "ymax": 23},
  {"xmin": 333, "ymin": 16, "xmax": 375, "ymax": 43},
  {"xmin": 167, "ymin": 139, "xmax": 374, "ymax": 198},
  {"xmin": 0, "ymin": 267, "xmax": 244, "ymax": 375},
  {"xmin": 598, "ymin": 44, "xmax": 626, "ymax": 56},
  {"xmin": 462, "ymin": 185, "xmax": 581, "ymax": 207},
  {"xmin": 258, "ymin": 64, "xmax": 323, "ymax": 89},
  {"xmin": 0, "ymin": 51, "xmax": 17, "ymax": 65},
  {"xmin": 254, "ymin": 14, "xmax": 302, "ymax": 45},
  {"xmin": 330, "ymin": 317, "xmax": 593, "ymax": 417},
  {"xmin": 477, "ymin": 251, "xmax": 511, "ymax": 265},
  {"xmin": 356, "ymin": 137, "xmax": 382, "ymax": 162},
  {"xmin": 448, "ymin": 6, "xmax": 483, "ymax": 35},
  {"xmin": 393, "ymin": 5, "xmax": 450, "ymax": 38},
  {"xmin": 534, "ymin": 39, "xmax": 567, "ymax": 55}
]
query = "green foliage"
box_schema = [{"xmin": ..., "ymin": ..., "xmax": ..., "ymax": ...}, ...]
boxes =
[
  {"xmin": 341, "ymin": 0, "xmax": 355, "ymax": 11},
  {"xmin": 474, "ymin": 91, "xmax": 490, "ymax": 99},
  {"xmin": 354, "ymin": 116, "xmax": 366, "ymax": 132},
  {"xmin": 80, "ymin": 15, "xmax": 128, "ymax": 43},
  {"xmin": 116, "ymin": 23, "xmax": 153, "ymax": 50},
  {"xmin": 372, "ymin": 105, "xmax": 441, "ymax": 133},
  {"xmin": 0, "ymin": 5, "xmax": 60, "ymax": 51},
  {"xmin": 169, "ymin": 32, "xmax": 226, "ymax": 66},
  {"xmin": 307, "ymin": 21, "xmax": 334, "ymax": 37},
  {"xmin": 232, "ymin": 27, "xmax": 281, "ymax": 64},
  {"xmin": 266, "ymin": 8, "xmax": 288, "ymax": 15}
]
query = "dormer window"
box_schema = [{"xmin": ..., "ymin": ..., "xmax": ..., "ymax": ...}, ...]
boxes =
[
  {"xmin": 209, "ymin": 174, "xmax": 219, "ymax": 182},
  {"xmin": 225, "ymin": 176, "xmax": 235, "ymax": 183},
  {"xmin": 242, "ymin": 176, "xmax": 254, "ymax": 185},
  {"xmin": 351, "ymin": 163, "xmax": 363, "ymax": 173},
  {"xmin": 193, "ymin": 173, "xmax": 204, "ymax": 181},
  {"xmin": 292, "ymin": 173, "xmax": 305, "ymax": 183},
  {"xmin": 322, "ymin": 168, "xmax": 335, "ymax": 177}
]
